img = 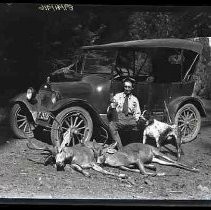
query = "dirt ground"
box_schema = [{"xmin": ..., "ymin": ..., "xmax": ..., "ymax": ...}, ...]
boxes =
[{"xmin": 0, "ymin": 119, "xmax": 211, "ymax": 205}]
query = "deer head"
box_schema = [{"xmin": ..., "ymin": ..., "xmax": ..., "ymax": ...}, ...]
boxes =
[
  {"xmin": 97, "ymin": 142, "xmax": 118, "ymax": 164},
  {"xmin": 55, "ymin": 146, "xmax": 74, "ymax": 171}
]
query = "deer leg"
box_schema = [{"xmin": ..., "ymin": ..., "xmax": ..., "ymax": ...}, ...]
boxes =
[
  {"xmin": 92, "ymin": 164, "xmax": 136, "ymax": 185},
  {"xmin": 176, "ymin": 143, "xmax": 181, "ymax": 161},
  {"xmin": 156, "ymin": 138, "xmax": 160, "ymax": 150},
  {"xmin": 175, "ymin": 138, "xmax": 184, "ymax": 161},
  {"xmin": 122, "ymin": 164, "xmax": 138, "ymax": 168},
  {"xmin": 119, "ymin": 166, "xmax": 140, "ymax": 173},
  {"xmin": 119, "ymin": 164, "xmax": 156, "ymax": 172},
  {"xmin": 144, "ymin": 164, "xmax": 156, "ymax": 171},
  {"xmin": 136, "ymin": 159, "xmax": 156, "ymax": 176},
  {"xmin": 152, "ymin": 157, "xmax": 176, "ymax": 166},
  {"xmin": 70, "ymin": 163, "xmax": 90, "ymax": 177},
  {"xmin": 142, "ymin": 132, "xmax": 147, "ymax": 144},
  {"xmin": 153, "ymin": 148, "xmax": 179, "ymax": 163},
  {"xmin": 91, "ymin": 163, "xmax": 127, "ymax": 179},
  {"xmin": 152, "ymin": 157, "xmax": 199, "ymax": 172}
]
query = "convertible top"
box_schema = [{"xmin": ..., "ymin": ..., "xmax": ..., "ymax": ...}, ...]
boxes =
[{"xmin": 81, "ymin": 38, "xmax": 203, "ymax": 54}]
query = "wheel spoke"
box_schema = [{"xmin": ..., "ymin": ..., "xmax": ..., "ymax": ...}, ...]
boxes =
[
  {"xmin": 61, "ymin": 126, "xmax": 68, "ymax": 132},
  {"xmin": 75, "ymin": 120, "xmax": 83, "ymax": 127},
  {"xmin": 23, "ymin": 123, "xmax": 30, "ymax": 133},
  {"xmin": 73, "ymin": 116, "xmax": 79, "ymax": 126},
  {"xmin": 186, "ymin": 126, "xmax": 192, "ymax": 135},
  {"xmin": 185, "ymin": 127, "xmax": 189, "ymax": 135},
  {"xmin": 181, "ymin": 125, "xmax": 185, "ymax": 132},
  {"xmin": 77, "ymin": 132, "xmax": 85, "ymax": 136},
  {"xmin": 185, "ymin": 126, "xmax": 191, "ymax": 136},
  {"xmin": 189, "ymin": 118, "xmax": 197, "ymax": 123},
  {"xmin": 70, "ymin": 116, "xmax": 73, "ymax": 127},
  {"xmin": 184, "ymin": 127, "xmax": 188, "ymax": 136},
  {"xmin": 180, "ymin": 114, "xmax": 186, "ymax": 120},
  {"xmin": 188, "ymin": 113, "xmax": 194, "ymax": 119},
  {"xmin": 190, "ymin": 119, "xmax": 197, "ymax": 126},
  {"xmin": 183, "ymin": 111, "xmax": 188, "ymax": 118},
  {"xmin": 178, "ymin": 117, "xmax": 184, "ymax": 122},
  {"xmin": 17, "ymin": 113, "xmax": 26, "ymax": 118},
  {"xmin": 188, "ymin": 123, "xmax": 196, "ymax": 131},
  {"xmin": 64, "ymin": 119, "xmax": 71, "ymax": 128},
  {"xmin": 17, "ymin": 118, "xmax": 26, "ymax": 122},
  {"xmin": 186, "ymin": 111, "xmax": 192, "ymax": 119},
  {"xmin": 77, "ymin": 126, "xmax": 86, "ymax": 131},
  {"xmin": 178, "ymin": 119, "xmax": 185, "ymax": 123},
  {"xmin": 19, "ymin": 120, "xmax": 27, "ymax": 129}
]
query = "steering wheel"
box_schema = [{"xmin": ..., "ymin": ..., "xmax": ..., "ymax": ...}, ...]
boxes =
[{"xmin": 113, "ymin": 66, "xmax": 131, "ymax": 80}]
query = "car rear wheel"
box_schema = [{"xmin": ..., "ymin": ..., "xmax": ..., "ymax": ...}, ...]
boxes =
[
  {"xmin": 51, "ymin": 106, "xmax": 93, "ymax": 147},
  {"xmin": 10, "ymin": 103, "xmax": 34, "ymax": 138},
  {"xmin": 174, "ymin": 103, "xmax": 201, "ymax": 143}
]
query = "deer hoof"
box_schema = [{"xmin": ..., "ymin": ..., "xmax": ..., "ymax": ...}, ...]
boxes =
[{"xmin": 119, "ymin": 174, "xmax": 127, "ymax": 179}]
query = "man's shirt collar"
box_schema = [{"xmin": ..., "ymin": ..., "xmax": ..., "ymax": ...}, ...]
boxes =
[{"xmin": 123, "ymin": 92, "xmax": 132, "ymax": 99}]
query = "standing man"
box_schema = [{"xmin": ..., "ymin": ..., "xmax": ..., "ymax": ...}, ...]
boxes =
[{"xmin": 107, "ymin": 78, "xmax": 144, "ymax": 149}]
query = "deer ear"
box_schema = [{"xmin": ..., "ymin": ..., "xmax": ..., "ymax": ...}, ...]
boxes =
[
  {"xmin": 107, "ymin": 148, "xmax": 117, "ymax": 154},
  {"xmin": 110, "ymin": 141, "xmax": 117, "ymax": 149}
]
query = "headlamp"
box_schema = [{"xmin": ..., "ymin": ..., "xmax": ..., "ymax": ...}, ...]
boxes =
[{"xmin": 26, "ymin": 87, "xmax": 36, "ymax": 100}]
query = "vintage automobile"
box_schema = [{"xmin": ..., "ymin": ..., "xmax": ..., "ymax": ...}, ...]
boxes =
[{"xmin": 9, "ymin": 38, "xmax": 206, "ymax": 146}]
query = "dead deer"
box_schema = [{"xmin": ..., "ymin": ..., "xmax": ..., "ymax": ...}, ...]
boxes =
[
  {"xmin": 26, "ymin": 139, "xmax": 129, "ymax": 181},
  {"xmin": 97, "ymin": 142, "xmax": 199, "ymax": 176}
]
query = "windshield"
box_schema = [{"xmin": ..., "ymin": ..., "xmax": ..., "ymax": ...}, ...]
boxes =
[{"xmin": 83, "ymin": 50, "xmax": 116, "ymax": 74}]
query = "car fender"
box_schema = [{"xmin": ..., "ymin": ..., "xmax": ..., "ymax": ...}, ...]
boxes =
[
  {"xmin": 168, "ymin": 96, "xmax": 207, "ymax": 121},
  {"xmin": 9, "ymin": 93, "xmax": 38, "ymax": 111},
  {"xmin": 9, "ymin": 93, "xmax": 38, "ymax": 122},
  {"xmin": 50, "ymin": 98, "xmax": 107, "ymax": 127},
  {"xmin": 10, "ymin": 93, "xmax": 27, "ymax": 104}
]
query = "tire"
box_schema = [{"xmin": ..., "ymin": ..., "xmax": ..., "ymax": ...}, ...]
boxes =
[
  {"xmin": 10, "ymin": 103, "xmax": 34, "ymax": 139},
  {"xmin": 174, "ymin": 103, "xmax": 201, "ymax": 143},
  {"xmin": 51, "ymin": 106, "xmax": 93, "ymax": 147}
]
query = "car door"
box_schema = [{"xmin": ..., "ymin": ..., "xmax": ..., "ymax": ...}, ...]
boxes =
[{"xmin": 134, "ymin": 82, "xmax": 171, "ymax": 113}]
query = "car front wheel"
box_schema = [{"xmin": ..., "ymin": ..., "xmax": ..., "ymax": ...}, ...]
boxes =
[
  {"xmin": 51, "ymin": 106, "xmax": 93, "ymax": 147},
  {"xmin": 174, "ymin": 103, "xmax": 201, "ymax": 143},
  {"xmin": 10, "ymin": 103, "xmax": 34, "ymax": 138}
]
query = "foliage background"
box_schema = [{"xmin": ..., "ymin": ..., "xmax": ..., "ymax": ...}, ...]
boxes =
[{"xmin": 0, "ymin": 3, "xmax": 211, "ymax": 103}]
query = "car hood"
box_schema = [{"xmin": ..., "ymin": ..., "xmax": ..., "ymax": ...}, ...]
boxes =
[{"xmin": 50, "ymin": 74, "xmax": 111, "ymax": 101}]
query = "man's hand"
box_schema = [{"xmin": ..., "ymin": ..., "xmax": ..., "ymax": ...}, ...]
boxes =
[
  {"xmin": 136, "ymin": 116, "xmax": 148, "ymax": 129},
  {"xmin": 110, "ymin": 99, "xmax": 118, "ymax": 109}
]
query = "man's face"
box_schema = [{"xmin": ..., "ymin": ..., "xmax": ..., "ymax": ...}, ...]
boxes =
[{"xmin": 124, "ymin": 81, "xmax": 133, "ymax": 95}]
